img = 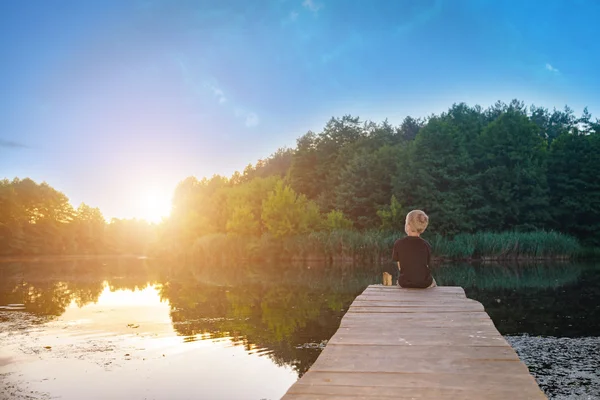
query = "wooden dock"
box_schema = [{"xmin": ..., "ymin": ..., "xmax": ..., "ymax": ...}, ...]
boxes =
[{"xmin": 282, "ymin": 285, "xmax": 546, "ymax": 400}]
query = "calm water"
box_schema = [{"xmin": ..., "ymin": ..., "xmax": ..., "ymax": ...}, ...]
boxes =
[{"xmin": 1, "ymin": 259, "xmax": 599, "ymax": 399}]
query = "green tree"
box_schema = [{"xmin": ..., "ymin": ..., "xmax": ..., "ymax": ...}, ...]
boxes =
[
  {"xmin": 547, "ymin": 133, "xmax": 588, "ymax": 236},
  {"xmin": 289, "ymin": 132, "xmax": 319, "ymax": 199},
  {"xmin": 399, "ymin": 116, "xmax": 423, "ymax": 141},
  {"xmin": 548, "ymin": 131, "xmax": 600, "ymax": 244},
  {"xmin": 334, "ymin": 145, "xmax": 398, "ymax": 229},
  {"xmin": 324, "ymin": 210, "xmax": 353, "ymax": 231},
  {"xmin": 478, "ymin": 109, "xmax": 550, "ymax": 230},
  {"xmin": 0, "ymin": 180, "xmax": 25, "ymax": 255},
  {"xmin": 0, "ymin": 178, "xmax": 76, "ymax": 255},
  {"xmin": 73, "ymin": 203, "xmax": 106, "ymax": 254},
  {"xmin": 584, "ymin": 133, "xmax": 600, "ymax": 244},
  {"xmin": 393, "ymin": 117, "xmax": 476, "ymax": 235},
  {"xmin": 224, "ymin": 176, "xmax": 280, "ymax": 234},
  {"xmin": 252, "ymin": 147, "xmax": 294, "ymax": 179},
  {"xmin": 226, "ymin": 205, "xmax": 260, "ymax": 236},
  {"xmin": 261, "ymin": 181, "xmax": 321, "ymax": 237},
  {"xmin": 377, "ymin": 195, "xmax": 405, "ymax": 232}
]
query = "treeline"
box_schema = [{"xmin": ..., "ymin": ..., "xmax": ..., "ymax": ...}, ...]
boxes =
[
  {"xmin": 157, "ymin": 99, "xmax": 600, "ymax": 259},
  {"xmin": 0, "ymin": 178, "xmax": 155, "ymax": 256},
  {"xmin": 2, "ymin": 99, "xmax": 599, "ymax": 258},
  {"xmin": 288, "ymin": 101, "xmax": 599, "ymax": 239}
]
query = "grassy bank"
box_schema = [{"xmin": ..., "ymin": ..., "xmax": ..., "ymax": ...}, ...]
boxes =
[
  {"xmin": 430, "ymin": 231, "xmax": 581, "ymax": 261},
  {"xmin": 179, "ymin": 230, "xmax": 584, "ymax": 265}
]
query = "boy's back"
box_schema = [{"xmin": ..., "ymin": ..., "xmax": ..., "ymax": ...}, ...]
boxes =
[{"xmin": 392, "ymin": 235, "xmax": 434, "ymax": 288}]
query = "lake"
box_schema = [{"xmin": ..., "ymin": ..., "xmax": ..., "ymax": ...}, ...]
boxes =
[{"xmin": 1, "ymin": 259, "xmax": 598, "ymax": 400}]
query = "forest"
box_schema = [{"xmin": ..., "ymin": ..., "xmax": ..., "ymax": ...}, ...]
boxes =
[
  {"xmin": 0, "ymin": 179, "xmax": 154, "ymax": 256},
  {"xmin": 1, "ymin": 100, "xmax": 599, "ymax": 261}
]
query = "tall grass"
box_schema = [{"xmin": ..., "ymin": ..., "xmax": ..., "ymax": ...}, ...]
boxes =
[
  {"xmin": 184, "ymin": 229, "xmax": 582, "ymax": 266},
  {"xmin": 431, "ymin": 231, "xmax": 581, "ymax": 260}
]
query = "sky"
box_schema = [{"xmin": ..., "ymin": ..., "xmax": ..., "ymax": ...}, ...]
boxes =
[{"xmin": 1, "ymin": 0, "xmax": 599, "ymax": 221}]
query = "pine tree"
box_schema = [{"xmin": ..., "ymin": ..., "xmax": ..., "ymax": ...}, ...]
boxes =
[
  {"xmin": 478, "ymin": 109, "xmax": 550, "ymax": 230},
  {"xmin": 393, "ymin": 117, "xmax": 476, "ymax": 235}
]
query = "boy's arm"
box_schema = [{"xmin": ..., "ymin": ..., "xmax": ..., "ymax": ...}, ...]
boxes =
[
  {"xmin": 392, "ymin": 241, "xmax": 401, "ymax": 272},
  {"xmin": 427, "ymin": 242, "xmax": 432, "ymax": 268}
]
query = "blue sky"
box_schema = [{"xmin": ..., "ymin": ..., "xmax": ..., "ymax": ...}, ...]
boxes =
[{"xmin": 1, "ymin": 0, "xmax": 599, "ymax": 221}]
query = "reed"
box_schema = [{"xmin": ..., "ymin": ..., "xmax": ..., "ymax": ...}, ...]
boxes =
[
  {"xmin": 430, "ymin": 231, "xmax": 581, "ymax": 260},
  {"xmin": 184, "ymin": 229, "xmax": 583, "ymax": 266}
]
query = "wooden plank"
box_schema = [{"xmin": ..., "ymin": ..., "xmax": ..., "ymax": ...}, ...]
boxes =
[
  {"xmin": 291, "ymin": 371, "xmax": 544, "ymax": 396},
  {"xmin": 361, "ymin": 288, "xmax": 466, "ymax": 298},
  {"xmin": 356, "ymin": 293, "xmax": 470, "ymax": 302},
  {"xmin": 340, "ymin": 311, "xmax": 491, "ymax": 321},
  {"xmin": 339, "ymin": 317, "xmax": 497, "ymax": 329},
  {"xmin": 347, "ymin": 306, "xmax": 485, "ymax": 313},
  {"xmin": 281, "ymin": 285, "xmax": 546, "ymax": 399},
  {"xmin": 363, "ymin": 286, "xmax": 465, "ymax": 295},
  {"xmin": 350, "ymin": 300, "xmax": 482, "ymax": 308},
  {"xmin": 315, "ymin": 344, "xmax": 521, "ymax": 361},
  {"xmin": 359, "ymin": 291, "xmax": 466, "ymax": 297},
  {"xmin": 352, "ymin": 297, "xmax": 471, "ymax": 303},
  {"xmin": 284, "ymin": 384, "xmax": 546, "ymax": 399},
  {"xmin": 360, "ymin": 291, "xmax": 467, "ymax": 298},
  {"xmin": 357, "ymin": 291, "xmax": 472, "ymax": 298},
  {"xmin": 334, "ymin": 326, "xmax": 501, "ymax": 336},
  {"xmin": 340, "ymin": 312, "xmax": 494, "ymax": 321},
  {"xmin": 340, "ymin": 313, "xmax": 496, "ymax": 328},
  {"xmin": 361, "ymin": 287, "xmax": 464, "ymax": 293},
  {"xmin": 354, "ymin": 298, "xmax": 466, "ymax": 304},
  {"xmin": 354, "ymin": 296, "xmax": 479, "ymax": 304},
  {"xmin": 310, "ymin": 353, "xmax": 528, "ymax": 375},
  {"xmin": 363, "ymin": 286, "xmax": 465, "ymax": 294},
  {"xmin": 354, "ymin": 297, "xmax": 468, "ymax": 304},
  {"xmin": 328, "ymin": 333, "xmax": 509, "ymax": 347}
]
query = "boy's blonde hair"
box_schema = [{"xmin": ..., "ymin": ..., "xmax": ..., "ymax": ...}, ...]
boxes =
[{"xmin": 406, "ymin": 210, "xmax": 429, "ymax": 234}]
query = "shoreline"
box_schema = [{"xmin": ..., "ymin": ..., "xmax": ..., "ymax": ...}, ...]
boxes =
[
  {"xmin": 0, "ymin": 254, "xmax": 149, "ymax": 263},
  {"xmin": 0, "ymin": 254, "xmax": 580, "ymax": 264}
]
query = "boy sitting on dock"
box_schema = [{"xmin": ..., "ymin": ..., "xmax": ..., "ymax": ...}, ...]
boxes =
[{"xmin": 390, "ymin": 210, "xmax": 437, "ymax": 288}]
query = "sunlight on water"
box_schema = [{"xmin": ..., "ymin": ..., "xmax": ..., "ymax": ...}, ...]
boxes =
[
  {"xmin": 88, "ymin": 282, "xmax": 167, "ymax": 307},
  {"xmin": 1, "ymin": 280, "xmax": 299, "ymax": 400},
  {"xmin": 57, "ymin": 283, "xmax": 173, "ymax": 336}
]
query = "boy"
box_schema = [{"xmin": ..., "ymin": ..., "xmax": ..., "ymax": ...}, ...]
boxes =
[{"xmin": 391, "ymin": 210, "xmax": 437, "ymax": 288}]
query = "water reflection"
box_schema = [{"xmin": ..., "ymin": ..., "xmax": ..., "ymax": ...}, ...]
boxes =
[
  {"xmin": 1, "ymin": 259, "xmax": 599, "ymax": 371},
  {"xmin": 433, "ymin": 262, "xmax": 586, "ymax": 290},
  {"xmin": 0, "ymin": 260, "xmax": 375, "ymax": 378},
  {"xmin": 433, "ymin": 262, "xmax": 600, "ymax": 337},
  {"xmin": 55, "ymin": 283, "xmax": 174, "ymax": 337},
  {"xmin": 0, "ymin": 259, "xmax": 160, "ymax": 317},
  {"xmin": 2, "ymin": 259, "xmax": 599, "ymax": 399}
]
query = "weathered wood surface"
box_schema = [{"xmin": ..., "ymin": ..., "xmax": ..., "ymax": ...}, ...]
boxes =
[{"xmin": 281, "ymin": 285, "xmax": 546, "ymax": 399}]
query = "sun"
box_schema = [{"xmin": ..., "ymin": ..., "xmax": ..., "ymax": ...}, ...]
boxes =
[{"xmin": 139, "ymin": 190, "xmax": 172, "ymax": 223}]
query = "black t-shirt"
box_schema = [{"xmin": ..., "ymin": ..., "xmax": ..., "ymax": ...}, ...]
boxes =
[{"xmin": 392, "ymin": 236, "xmax": 433, "ymax": 288}]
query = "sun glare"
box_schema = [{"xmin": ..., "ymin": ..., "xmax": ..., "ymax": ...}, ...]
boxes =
[{"xmin": 139, "ymin": 190, "xmax": 172, "ymax": 223}]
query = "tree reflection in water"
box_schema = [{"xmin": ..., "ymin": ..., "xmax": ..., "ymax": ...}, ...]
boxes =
[
  {"xmin": 1, "ymin": 259, "xmax": 598, "ymax": 376},
  {"xmin": 0, "ymin": 259, "xmax": 374, "ymax": 376}
]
